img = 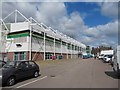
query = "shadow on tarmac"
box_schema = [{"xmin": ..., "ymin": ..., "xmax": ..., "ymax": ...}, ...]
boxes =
[{"xmin": 105, "ymin": 71, "xmax": 120, "ymax": 79}]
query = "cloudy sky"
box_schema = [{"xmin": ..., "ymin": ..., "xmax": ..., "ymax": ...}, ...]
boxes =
[{"xmin": 2, "ymin": 1, "xmax": 118, "ymax": 47}]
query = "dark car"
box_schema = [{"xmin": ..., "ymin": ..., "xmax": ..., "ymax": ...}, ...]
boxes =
[
  {"xmin": 0, "ymin": 60, "xmax": 6, "ymax": 67},
  {"xmin": 82, "ymin": 55, "xmax": 89, "ymax": 59},
  {"xmin": 2, "ymin": 60, "xmax": 40, "ymax": 86}
]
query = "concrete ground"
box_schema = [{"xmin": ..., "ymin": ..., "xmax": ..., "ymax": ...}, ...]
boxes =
[{"xmin": 3, "ymin": 58, "xmax": 119, "ymax": 89}]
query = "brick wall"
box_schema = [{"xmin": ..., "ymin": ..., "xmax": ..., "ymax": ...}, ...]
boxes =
[
  {"xmin": 62, "ymin": 53, "xmax": 67, "ymax": 59},
  {"xmin": 68, "ymin": 54, "xmax": 71, "ymax": 59},
  {"xmin": 7, "ymin": 52, "xmax": 14, "ymax": 60},
  {"xmin": 31, "ymin": 52, "xmax": 44, "ymax": 61},
  {"xmin": 7, "ymin": 52, "xmax": 79, "ymax": 61}
]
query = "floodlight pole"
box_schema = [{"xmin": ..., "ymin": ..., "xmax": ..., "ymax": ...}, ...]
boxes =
[
  {"xmin": 74, "ymin": 45, "xmax": 75, "ymax": 58},
  {"xmin": 29, "ymin": 17, "xmax": 32, "ymax": 61},
  {"xmin": 78, "ymin": 46, "xmax": 79, "ymax": 58},
  {"xmin": 67, "ymin": 43, "xmax": 68, "ymax": 59},
  {"xmin": 61, "ymin": 39, "xmax": 62, "ymax": 55},
  {"xmin": 15, "ymin": 10, "xmax": 17, "ymax": 23},
  {"xmin": 54, "ymin": 36, "xmax": 55, "ymax": 56},
  {"xmin": 44, "ymin": 32, "xmax": 46, "ymax": 60},
  {"xmin": 71, "ymin": 43, "xmax": 72, "ymax": 59}
]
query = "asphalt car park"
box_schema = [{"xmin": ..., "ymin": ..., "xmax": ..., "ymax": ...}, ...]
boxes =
[{"xmin": 2, "ymin": 58, "xmax": 119, "ymax": 89}]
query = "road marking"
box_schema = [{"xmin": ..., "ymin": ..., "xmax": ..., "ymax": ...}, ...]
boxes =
[{"xmin": 16, "ymin": 76, "xmax": 47, "ymax": 88}]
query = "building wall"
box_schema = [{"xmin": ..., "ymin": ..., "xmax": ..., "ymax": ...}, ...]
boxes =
[
  {"xmin": 6, "ymin": 35, "xmax": 85, "ymax": 61},
  {"xmin": 45, "ymin": 40, "xmax": 54, "ymax": 53},
  {"xmin": 10, "ymin": 22, "xmax": 29, "ymax": 32},
  {"xmin": 5, "ymin": 22, "xmax": 86, "ymax": 61},
  {"xmin": 68, "ymin": 54, "xmax": 71, "ymax": 59},
  {"xmin": 7, "ymin": 52, "xmax": 14, "ymax": 60},
  {"xmin": 7, "ymin": 32, "xmax": 86, "ymax": 55},
  {"xmin": 6, "ymin": 51, "xmax": 80, "ymax": 61},
  {"xmin": 6, "ymin": 36, "xmax": 29, "ymax": 52},
  {"xmin": 31, "ymin": 36, "xmax": 82, "ymax": 54},
  {"xmin": 6, "ymin": 51, "xmax": 43, "ymax": 61},
  {"xmin": 31, "ymin": 52, "xmax": 44, "ymax": 61},
  {"xmin": 67, "ymin": 54, "xmax": 71, "ymax": 59},
  {"xmin": 62, "ymin": 53, "xmax": 67, "ymax": 59},
  {"xmin": 32, "ymin": 37, "xmax": 44, "ymax": 52},
  {"xmin": 7, "ymin": 42, "xmax": 29, "ymax": 52}
]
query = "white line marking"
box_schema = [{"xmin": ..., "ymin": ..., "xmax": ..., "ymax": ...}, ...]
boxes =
[{"xmin": 16, "ymin": 76, "xmax": 47, "ymax": 88}]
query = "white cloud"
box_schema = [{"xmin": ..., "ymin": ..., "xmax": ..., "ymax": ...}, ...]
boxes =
[
  {"xmin": 99, "ymin": 20, "xmax": 118, "ymax": 37},
  {"xmin": 97, "ymin": 2, "xmax": 118, "ymax": 18},
  {"xmin": 59, "ymin": 12, "xmax": 86, "ymax": 38},
  {"xmin": 35, "ymin": 2, "xmax": 67, "ymax": 25},
  {"xmin": 81, "ymin": 20, "xmax": 118, "ymax": 46},
  {"xmin": 63, "ymin": 12, "xmax": 85, "ymax": 30},
  {"xmin": 80, "ymin": 36, "xmax": 95, "ymax": 44},
  {"xmin": 35, "ymin": 3, "xmax": 86, "ymax": 38},
  {"xmin": 83, "ymin": 27, "xmax": 100, "ymax": 38},
  {"xmin": 2, "ymin": 2, "xmax": 118, "ymax": 47},
  {"xmin": 2, "ymin": 2, "xmax": 37, "ymax": 22}
]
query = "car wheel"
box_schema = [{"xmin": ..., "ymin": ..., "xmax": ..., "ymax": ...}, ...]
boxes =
[
  {"xmin": 7, "ymin": 76, "xmax": 15, "ymax": 86},
  {"xmin": 34, "ymin": 71, "xmax": 39, "ymax": 78}
]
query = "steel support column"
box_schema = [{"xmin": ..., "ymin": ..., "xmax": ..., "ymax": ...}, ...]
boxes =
[
  {"xmin": 67, "ymin": 43, "xmax": 68, "ymax": 59},
  {"xmin": 44, "ymin": 32, "xmax": 46, "ymax": 60},
  {"xmin": 54, "ymin": 36, "xmax": 55, "ymax": 56},
  {"xmin": 29, "ymin": 17, "xmax": 32, "ymax": 60},
  {"xmin": 61, "ymin": 40, "xmax": 62, "ymax": 55}
]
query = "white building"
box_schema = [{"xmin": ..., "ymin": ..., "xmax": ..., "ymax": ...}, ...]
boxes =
[{"xmin": 0, "ymin": 10, "xmax": 86, "ymax": 61}]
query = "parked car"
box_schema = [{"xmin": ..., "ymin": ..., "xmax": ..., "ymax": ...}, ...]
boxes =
[
  {"xmin": 82, "ymin": 53, "xmax": 89, "ymax": 59},
  {"xmin": 87, "ymin": 54, "xmax": 94, "ymax": 58},
  {"xmin": 103, "ymin": 55, "xmax": 113, "ymax": 63},
  {"xmin": 109, "ymin": 56, "xmax": 114, "ymax": 66},
  {"xmin": 0, "ymin": 60, "xmax": 6, "ymax": 67},
  {"xmin": 2, "ymin": 60, "xmax": 40, "ymax": 86},
  {"xmin": 99, "ymin": 50, "xmax": 113, "ymax": 60},
  {"xmin": 98, "ymin": 54, "xmax": 104, "ymax": 60}
]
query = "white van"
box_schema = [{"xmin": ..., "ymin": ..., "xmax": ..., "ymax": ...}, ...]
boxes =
[
  {"xmin": 112, "ymin": 45, "xmax": 120, "ymax": 77},
  {"xmin": 98, "ymin": 50, "xmax": 113, "ymax": 60}
]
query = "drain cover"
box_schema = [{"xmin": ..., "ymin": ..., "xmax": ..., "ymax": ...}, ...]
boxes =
[{"xmin": 50, "ymin": 75, "xmax": 56, "ymax": 77}]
